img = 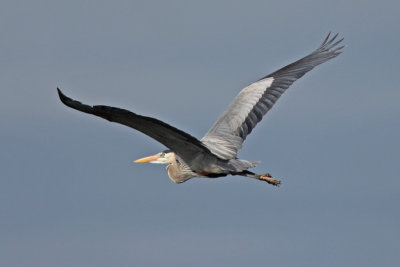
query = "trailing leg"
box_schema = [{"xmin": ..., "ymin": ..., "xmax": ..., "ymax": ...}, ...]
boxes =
[{"xmin": 232, "ymin": 170, "xmax": 281, "ymax": 186}]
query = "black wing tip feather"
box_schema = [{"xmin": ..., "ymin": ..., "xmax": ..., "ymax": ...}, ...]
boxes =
[
  {"xmin": 57, "ymin": 87, "xmax": 76, "ymax": 108},
  {"xmin": 259, "ymin": 32, "xmax": 344, "ymax": 82},
  {"xmin": 318, "ymin": 32, "xmax": 345, "ymax": 55},
  {"xmin": 57, "ymin": 87, "xmax": 67, "ymax": 103},
  {"xmin": 57, "ymin": 88, "xmax": 94, "ymax": 114},
  {"xmin": 57, "ymin": 87, "xmax": 77, "ymax": 107}
]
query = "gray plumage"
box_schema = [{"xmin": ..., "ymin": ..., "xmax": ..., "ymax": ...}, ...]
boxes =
[
  {"xmin": 202, "ymin": 33, "xmax": 343, "ymax": 160},
  {"xmin": 58, "ymin": 33, "xmax": 344, "ymax": 186}
]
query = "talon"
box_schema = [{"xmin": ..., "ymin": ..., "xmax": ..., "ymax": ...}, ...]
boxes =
[{"xmin": 259, "ymin": 174, "xmax": 281, "ymax": 186}]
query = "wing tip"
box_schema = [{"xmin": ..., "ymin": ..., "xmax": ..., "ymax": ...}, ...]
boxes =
[
  {"xmin": 57, "ymin": 87, "xmax": 70, "ymax": 105},
  {"xmin": 320, "ymin": 32, "xmax": 345, "ymax": 53},
  {"xmin": 56, "ymin": 87, "xmax": 95, "ymax": 115}
]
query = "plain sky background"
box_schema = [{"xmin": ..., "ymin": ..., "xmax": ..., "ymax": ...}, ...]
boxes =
[{"xmin": 1, "ymin": 0, "xmax": 399, "ymax": 266}]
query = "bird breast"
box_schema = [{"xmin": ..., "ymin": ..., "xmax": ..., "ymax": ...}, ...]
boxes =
[{"xmin": 166, "ymin": 162, "xmax": 197, "ymax": 183}]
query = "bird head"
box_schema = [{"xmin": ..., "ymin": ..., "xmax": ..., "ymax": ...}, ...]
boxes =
[{"xmin": 134, "ymin": 150, "xmax": 174, "ymax": 164}]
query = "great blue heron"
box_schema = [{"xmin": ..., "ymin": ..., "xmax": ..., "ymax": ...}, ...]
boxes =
[{"xmin": 58, "ymin": 33, "xmax": 344, "ymax": 186}]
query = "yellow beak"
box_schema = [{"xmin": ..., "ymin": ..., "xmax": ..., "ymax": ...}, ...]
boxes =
[{"xmin": 134, "ymin": 154, "xmax": 160, "ymax": 163}]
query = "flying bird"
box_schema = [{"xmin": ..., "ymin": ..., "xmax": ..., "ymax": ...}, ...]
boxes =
[{"xmin": 58, "ymin": 33, "xmax": 344, "ymax": 186}]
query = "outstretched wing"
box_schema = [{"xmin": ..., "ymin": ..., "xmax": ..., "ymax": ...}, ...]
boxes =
[
  {"xmin": 201, "ymin": 33, "xmax": 344, "ymax": 160},
  {"xmin": 57, "ymin": 88, "xmax": 216, "ymax": 167}
]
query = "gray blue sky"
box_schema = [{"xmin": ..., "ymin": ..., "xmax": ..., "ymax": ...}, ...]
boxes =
[{"xmin": 1, "ymin": 0, "xmax": 399, "ymax": 266}]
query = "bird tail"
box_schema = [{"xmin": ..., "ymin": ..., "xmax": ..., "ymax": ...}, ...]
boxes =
[{"xmin": 226, "ymin": 159, "xmax": 259, "ymax": 172}]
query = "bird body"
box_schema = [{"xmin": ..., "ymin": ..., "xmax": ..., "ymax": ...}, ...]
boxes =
[{"xmin": 58, "ymin": 33, "xmax": 344, "ymax": 186}]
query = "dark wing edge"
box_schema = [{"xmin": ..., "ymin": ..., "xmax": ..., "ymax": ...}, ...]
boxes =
[
  {"xmin": 202, "ymin": 33, "xmax": 344, "ymax": 160},
  {"xmin": 57, "ymin": 88, "xmax": 214, "ymax": 165},
  {"xmin": 261, "ymin": 32, "xmax": 344, "ymax": 81}
]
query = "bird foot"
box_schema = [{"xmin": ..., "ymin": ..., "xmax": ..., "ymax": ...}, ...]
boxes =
[{"xmin": 259, "ymin": 173, "xmax": 281, "ymax": 186}]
